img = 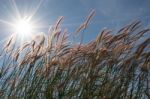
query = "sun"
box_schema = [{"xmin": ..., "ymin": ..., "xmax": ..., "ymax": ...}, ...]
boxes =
[
  {"xmin": 15, "ymin": 19, "xmax": 32, "ymax": 34},
  {"xmin": 13, "ymin": 18, "xmax": 34, "ymax": 39}
]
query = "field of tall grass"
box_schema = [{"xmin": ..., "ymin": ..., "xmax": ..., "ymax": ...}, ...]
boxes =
[{"xmin": 0, "ymin": 11, "xmax": 150, "ymax": 99}]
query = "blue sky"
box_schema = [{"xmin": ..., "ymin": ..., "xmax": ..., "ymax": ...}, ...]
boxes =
[{"xmin": 0, "ymin": 0, "xmax": 150, "ymax": 43}]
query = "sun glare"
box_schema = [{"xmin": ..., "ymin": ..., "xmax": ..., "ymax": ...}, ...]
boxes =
[{"xmin": 13, "ymin": 18, "xmax": 34, "ymax": 38}]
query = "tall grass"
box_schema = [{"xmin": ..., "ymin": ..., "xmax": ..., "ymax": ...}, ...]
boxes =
[{"xmin": 0, "ymin": 11, "xmax": 150, "ymax": 99}]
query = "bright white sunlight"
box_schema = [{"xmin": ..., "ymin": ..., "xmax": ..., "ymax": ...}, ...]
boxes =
[{"xmin": 13, "ymin": 18, "xmax": 34, "ymax": 38}]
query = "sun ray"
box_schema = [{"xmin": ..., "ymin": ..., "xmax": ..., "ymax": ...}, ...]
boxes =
[
  {"xmin": 28, "ymin": 0, "xmax": 44, "ymax": 20},
  {"xmin": 0, "ymin": 19, "xmax": 14, "ymax": 26},
  {"xmin": 12, "ymin": 0, "xmax": 21, "ymax": 19}
]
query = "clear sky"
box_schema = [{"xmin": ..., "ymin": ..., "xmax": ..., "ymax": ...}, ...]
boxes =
[{"xmin": 0, "ymin": 0, "xmax": 150, "ymax": 43}]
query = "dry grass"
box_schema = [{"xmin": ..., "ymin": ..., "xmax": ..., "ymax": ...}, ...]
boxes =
[{"xmin": 0, "ymin": 11, "xmax": 150, "ymax": 99}]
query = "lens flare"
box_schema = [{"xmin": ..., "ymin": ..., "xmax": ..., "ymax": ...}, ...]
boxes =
[{"xmin": 13, "ymin": 18, "xmax": 34, "ymax": 37}]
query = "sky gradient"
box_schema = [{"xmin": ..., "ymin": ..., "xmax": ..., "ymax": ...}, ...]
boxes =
[{"xmin": 0, "ymin": 0, "xmax": 150, "ymax": 43}]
